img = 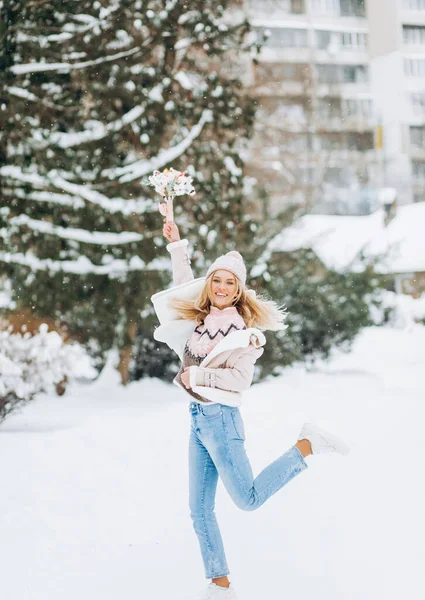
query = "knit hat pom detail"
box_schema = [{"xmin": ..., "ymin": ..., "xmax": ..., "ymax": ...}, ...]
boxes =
[
  {"xmin": 205, "ymin": 250, "xmax": 247, "ymax": 285},
  {"xmin": 226, "ymin": 250, "xmax": 243, "ymax": 261}
]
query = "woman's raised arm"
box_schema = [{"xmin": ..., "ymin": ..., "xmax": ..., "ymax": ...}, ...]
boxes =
[{"xmin": 162, "ymin": 220, "xmax": 194, "ymax": 286}]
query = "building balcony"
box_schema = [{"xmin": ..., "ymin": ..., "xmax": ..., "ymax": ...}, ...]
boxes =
[
  {"xmin": 412, "ymin": 180, "xmax": 425, "ymax": 191},
  {"xmin": 253, "ymin": 80, "xmax": 308, "ymax": 97},
  {"xmin": 401, "ymin": 11, "xmax": 425, "ymax": 27},
  {"xmin": 316, "ymin": 81, "xmax": 370, "ymax": 97},
  {"xmin": 252, "ymin": 79, "xmax": 371, "ymax": 99},
  {"xmin": 256, "ymin": 46, "xmax": 311, "ymax": 64},
  {"xmin": 402, "ymin": 42, "xmax": 425, "ymax": 53},
  {"xmin": 256, "ymin": 46, "xmax": 369, "ymax": 65},
  {"xmin": 310, "ymin": 0, "xmax": 366, "ymax": 19},
  {"xmin": 406, "ymin": 104, "xmax": 425, "ymax": 126},
  {"xmin": 410, "ymin": 146, "xmax": 425, "ymax": 160},
  {"xmin": 407, "ymin": 114, "xmax": 425, "ymax": 128},
  {"xmin": 315, "ymin": 115, "xmax": 375, "ymax": 132},
  {"xmin": 315, "ymin": 48, "xmax": 368, "ymax": 65},
  {"xmin": 248, "ymin": 0, "xmax": 306, "ymax": 20}
]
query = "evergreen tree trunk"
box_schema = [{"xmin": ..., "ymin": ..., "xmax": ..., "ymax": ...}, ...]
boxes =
[{"xmin": 118, "ymin": 320, "xmax": 137, "ymax": 386}]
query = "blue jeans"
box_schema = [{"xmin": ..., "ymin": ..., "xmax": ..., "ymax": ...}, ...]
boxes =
[{"xmin": 189, "ymin": 402, "xmax": 308, "ymax": 579}]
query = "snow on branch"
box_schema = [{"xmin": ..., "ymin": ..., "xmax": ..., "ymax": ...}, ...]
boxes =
[
  {"xmin": 0, "ymin": 166, "xmax": 155, "ymax": 215},
  {"xmin": 10, "ymin": 46, "xmax": 142, "ymax": 75},
  {"xmin": 43, "ymin": 105, "xmax": 146, "ymax": 149},
  {"xmin": 10, "ymin": 215, "xmax": 143, "ymax": 245},
  {"xmin": 48, "ymin": 173, "xmax": 153, "ymax": 215},
  {"xmin": 10, "ymin": 188, "xmax": 86, "ymax": 209},
  {"xmin": 7, "ymin": 86, "xmax": 66, "ymax": 111},
  {"xmin": 103, "ymin": 109, "xmax": 213, "ymax": 183},
  {"xmin": 0, "ymin": 251, "xmax": 153, "ymax": 277},
  {"xmin": 22, "ymin": 106, "xmax": 145, "ymax": 149},
  {"xmin": 1, "ymin": 166, "xmax": 47, "ymax": 188}
]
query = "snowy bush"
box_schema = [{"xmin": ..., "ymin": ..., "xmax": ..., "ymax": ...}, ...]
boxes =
[
  {"xmin": 131, "ymin": 321, "xmax": 179, "ymax": 383},
  {"xmin": 0, "ymin": 325, "xmax": 96, "ymax": 423},
  {"xmin": 370, "ymin": 290, "xmax": 425, "ymax": 328}
]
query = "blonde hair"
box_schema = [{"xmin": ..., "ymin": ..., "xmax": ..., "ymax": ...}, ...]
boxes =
[{"xmin": 169, "ymin": 274, "xmax": 287, "ymax": 331}]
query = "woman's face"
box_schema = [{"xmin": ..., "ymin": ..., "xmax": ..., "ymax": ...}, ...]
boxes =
[{"xmin": 210, "ymin": 270, "xmax": 238, "ymax": 309}]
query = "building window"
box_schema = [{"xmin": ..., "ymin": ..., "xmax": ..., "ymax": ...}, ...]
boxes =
[
  {"xmin": 403, "ymin": 26, "xmax": 425, "ymax": 45},
  {"xmin": 403, "ymin": 0, "xmax": 425, "ymax": 10},
  {"xmin": 342, "ymin": 64, "xmax": 368, "ymax": 82},
  {"xmin": 291, "ymin": 0, "xmax": 305, "ymax": 12},
  {"xmin": 249, "ymin": 0, "xmax": 305, "ymax": 14},
  {"xmin": 324, "ymin": 167, "xmax": 350, "ymax": 187},
  {"xmin": 319, "ymin": 133, "xmax": 345, "ymax": 150},
  {"xmin": 340, "ymin": 0, "xmax": 366, "ymax": 17},
  {"xmin": 317, "ymin": 97, "xmax": 342, "ymax": 119},
  {"xmin": 311, "ymin": 0, "xmax": 340, "ymax": 14},
  {"xmin": 319, "ymin": 132, "xmax": 373, "ymax": 151},
  {"xmin": 410, "ymin": 126, "xmax": 425, "ymax": 148},
  {"xmin": 405, "ymin": 58, "xmax": 425, "ymax": 76},
  {"xmin": 316, "ymin": 30, "xmax": 334, "ymax": 50},
  {"xmin": 317, "ymin": 64, "xmax": 368, "ymax": 84},
  {"xmin": 255, "ymin": 27, "xmax": 308, "ymax": 48},
  {"xmin": 260, "ymin": 132, "xmax": 311, "ymax": 155},
  {"xmin": 317, "ymin": 64, "xmax": 340, "ymax": 83},
  {"xmin": 412, "ymin": 161, "xmax": 425, "ymax": 181},
  {"xmin": 316, "ymin": 30, "xmax": 367, "ymax": 51},
  {"xmin": 297, "ymin": 165, "xmax": 316, "ymax": 185},
  {"xmin": 311, "ymin": 0, "xmax": 365, "ymax": 17},
  {"xmin": 346, "ymin": 131, "xmax": 374, "ymax": 150},
  {"xmin": 411, "ymin": 92, "xmax": 425, "ymax": 114},
  {"xmin": 254, "ymin": 62, "xmax": 311, "ymax": 86},
  {"xmin": 341, "ymin": 31, "xmax": 367, "ymax": 49},
  {"xmin": 342, "ymin": 97, "xmax": 372, "ymax": 118}
]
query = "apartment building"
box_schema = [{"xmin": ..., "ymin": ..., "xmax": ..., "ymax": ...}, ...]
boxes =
[
  {"xmin": 244, "ymin": 0, "xmax": 425, "ymax": 214},
  {"xmin": 368, "ymin": 0, "xmax": 425, "ymax": 205}
]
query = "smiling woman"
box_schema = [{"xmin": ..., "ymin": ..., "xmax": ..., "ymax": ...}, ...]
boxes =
[{"xmin": 156, "ymin": 219, "xmax": 350, "ymax": 600}]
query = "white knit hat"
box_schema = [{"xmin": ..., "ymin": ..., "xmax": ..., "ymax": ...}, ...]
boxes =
[{"xmin": 206, "ymin": 251, "xmax": 247, "ymax": 286}]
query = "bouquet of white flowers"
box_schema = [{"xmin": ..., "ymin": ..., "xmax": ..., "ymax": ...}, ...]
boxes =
[{"xmin": 148, "ymin": 167, "xmax": 195, "ymax": 222}]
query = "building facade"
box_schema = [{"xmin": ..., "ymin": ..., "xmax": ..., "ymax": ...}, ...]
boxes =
[
  {"xmin": 243, "ymin": 0, "xmax": 425, "ymax": 214},
  {"xmin": 368, "ymin": 0, "xmax": 425, "ymax": 205}
]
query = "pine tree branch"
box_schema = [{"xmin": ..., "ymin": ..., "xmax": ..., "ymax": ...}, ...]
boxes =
[
  {"xmin": 4, "ymin": 186, "xmax": 85, "ymax": 209},
  {"xmin": 0, "ymin": 252, "xmax": 147, "ymax": 277},
  {"xmin": 9, "ymin": 215, "xmax": 143, "ymax": 245},
  {"xmin": 0, "ymin": 251, "xmax": 169, "ymax": 276},
  {"xmin": 0, "ymin": 166, "xmax": 154, "ymax": 215},
  {"xmin": 102, "ymin": 109, "xmax": 213, "ymax": 183},
  {"xmin": 21, "ymin": 104, "xmax": 148, "ymax": 150},
  {"xmin": 10, "ymin": 46, "xmax": 143, "ymax": 75},
  {"xmin": 7, "ymin": 86, "xmax": 70, "ymax": 112},
  {"xmin": 24, "ymin": 0, "xmax": 54, "ymax": 8}
]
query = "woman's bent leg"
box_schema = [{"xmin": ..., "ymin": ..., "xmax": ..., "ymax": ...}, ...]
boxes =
[
  {"xmin": 205, "ymin": 406, "xmax": 308, "ymax": 512},
  {"xmin": 189, "ymin": 425, "xmax": 230, "ymax": 579}
]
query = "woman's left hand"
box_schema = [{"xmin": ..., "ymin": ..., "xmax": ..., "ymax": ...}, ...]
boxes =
[{"xmin": 181, "ymin": 367, "xmax": 191, "ymax": 389}]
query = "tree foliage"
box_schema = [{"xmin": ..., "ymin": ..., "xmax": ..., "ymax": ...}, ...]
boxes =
[{"xmin": 0, "ymin": 1, "xmax": 257, "ymax": 381}]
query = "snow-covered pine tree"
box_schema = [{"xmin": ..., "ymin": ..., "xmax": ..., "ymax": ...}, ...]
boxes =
[
  {"xmin": 0, "ymin": 1, "xmax": 256, "ymax": 382},
  {"xmin": 250, "ymin": 246, "xmax": 387, "ymax": 379}
]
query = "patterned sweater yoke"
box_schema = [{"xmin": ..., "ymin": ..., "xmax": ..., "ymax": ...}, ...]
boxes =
[
  {"xmin": 175, "ymin": 306, "xmax": 246, "ymax": 402},
  {"xmin": 188, "ymin": 306, "xmax": 247, "ymax": 359}
]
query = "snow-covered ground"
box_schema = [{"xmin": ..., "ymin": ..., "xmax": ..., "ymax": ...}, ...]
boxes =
[{"xmin": 1, "ymin": 325, "xmax": 424, "ymax": 600}]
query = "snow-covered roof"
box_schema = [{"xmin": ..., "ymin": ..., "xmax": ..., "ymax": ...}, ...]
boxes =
[
  {"xmin": 367, "ymin": 203, "xmax": 425, "ymax": 273},
  {"xmin": 268, "ymin": 202, "xmax": 425, "ymax": 274}
]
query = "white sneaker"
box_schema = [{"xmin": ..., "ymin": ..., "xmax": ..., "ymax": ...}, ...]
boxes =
[
  {"xmin": 298, "ymin": 422, "xmax": 350, "ymax": 456},
  {"xmin": 196, "ymin": 583, "xmax": 237, "ymax": 600}
]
